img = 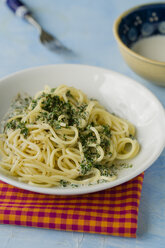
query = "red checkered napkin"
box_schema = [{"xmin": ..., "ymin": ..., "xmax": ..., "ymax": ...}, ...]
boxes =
[{"xmin": 0, "ymin": 173, "xmax": 144, "ymax": 238}]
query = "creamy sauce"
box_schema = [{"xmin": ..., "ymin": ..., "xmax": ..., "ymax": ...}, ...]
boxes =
[{"xmin": 131, "ymin": 35, "xmax": 165, "ymax": 62}]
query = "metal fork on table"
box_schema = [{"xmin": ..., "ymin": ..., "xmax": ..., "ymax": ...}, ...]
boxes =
[{"xmin": 5, "ymin": 0, "xmax": 73, "ymax": 55}]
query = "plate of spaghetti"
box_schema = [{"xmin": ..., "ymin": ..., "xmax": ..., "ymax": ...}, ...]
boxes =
[{"xmin": 0, "ymin": 65, "xmax": 164, "ymax": 195}]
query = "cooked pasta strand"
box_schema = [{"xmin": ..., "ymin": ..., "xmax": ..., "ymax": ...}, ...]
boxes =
[{"xmin": 0, "ymin": 85, "xmax": 140, "ymax": 187}]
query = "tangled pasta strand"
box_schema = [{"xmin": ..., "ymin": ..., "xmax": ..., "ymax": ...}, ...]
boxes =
[{"xmin": 0, "ymin": 85, "xmax": 140, "ymax": 187}]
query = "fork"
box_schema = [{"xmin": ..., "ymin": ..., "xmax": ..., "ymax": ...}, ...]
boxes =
[{"xmin": 5, "ymin": 0, "xmax": 72, "ymax": 54}]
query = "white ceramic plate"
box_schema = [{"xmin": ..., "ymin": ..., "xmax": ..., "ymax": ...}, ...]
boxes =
[{"xmin": 0, "ymin": 64, "xmax": 164, "ymax": 195}]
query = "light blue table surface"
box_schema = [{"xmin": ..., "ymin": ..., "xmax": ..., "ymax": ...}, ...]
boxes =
[{"xmin": 0, "ymin": 0, "xmax": 165, "ymax": 247}]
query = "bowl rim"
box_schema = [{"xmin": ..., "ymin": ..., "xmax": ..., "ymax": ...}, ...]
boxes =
[
  {"xmin": 113, "ymin": 2, "xmax": 165, "ymax": 66},
  {"xmin": 0, "ymin": 64, "xmax": 165, "ymax": 195}
]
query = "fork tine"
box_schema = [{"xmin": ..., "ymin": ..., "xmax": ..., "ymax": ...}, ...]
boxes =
[
  {"xmin": 44, "ymin": 41, "xmax": 73, "ymax": 54},
  {"xmin": 24, "ymin": 15, "xmax": 73, "ymax": 55},
  {"xmin": 40, "ymin": 29, "xmax": 73, "ymax": 54}
]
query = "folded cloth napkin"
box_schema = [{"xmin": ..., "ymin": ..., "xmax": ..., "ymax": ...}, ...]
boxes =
[{"xmin": 0, "ymin": 173, "xmax": 144, "ymax": 238}]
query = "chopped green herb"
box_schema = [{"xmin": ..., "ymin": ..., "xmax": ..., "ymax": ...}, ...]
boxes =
[
  {"xmin": 71, "ymin": 184, "xmax": 78, "ymax": 188},
  {"xmin": 66, "ymin": 90, "xmax": 73, "ymax": 98},
  {"xmin": 60, "ymin": 180, "xmax": 69, "ymax": 187},
  {"xmin": 129, "ymin": 134, "xmax": 135, "ymax": 140},
  {"xmin": 77, "ymin": 104, "xmax": 87, "ymax": 113},
  {"xmin": 80, "ymin": 161, "xmax": 93, "ymax": 175},
  {"xmin": 6, "ymin": 119, "xmax": 29, "ymax": 138},
  {"xmin": 120, "ymin": 163, "xmax": 133, "ymax": 168},
  {"xmin": 6, "ymin": 120, "xmax": 17, "ymax": 130},
  {"xmin": 94, "ymin": 164, "xmax": 112, "ymax": 177},
  {"xmin": 31, "ymin": 99, "xmax": 37, "ymax": 110},
  {"xmin": 50, "ymin": 88, "xmax": 56, "ymax": 93},
  {"xmin": 102, "ymin": 125, "xmax": 111, "ymax": 137}
]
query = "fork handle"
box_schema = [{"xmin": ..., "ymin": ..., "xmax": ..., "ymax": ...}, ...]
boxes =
[{"xmin": 5, "ymin": 0, "xmax": 30, "ymax": 18}]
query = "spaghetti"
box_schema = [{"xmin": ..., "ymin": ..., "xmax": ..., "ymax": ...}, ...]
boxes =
[{"xmin": 0, "ymin": 85, "xmax": 140, "ymax": 187}]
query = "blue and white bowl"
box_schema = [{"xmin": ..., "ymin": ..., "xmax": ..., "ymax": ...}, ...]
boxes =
[{"xmin": 114, "ymin": 3, "xmax": 165, "ymax": 86}]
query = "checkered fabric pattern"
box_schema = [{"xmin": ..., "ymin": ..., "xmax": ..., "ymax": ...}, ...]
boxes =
[{"xmin": 0, "ymin": 173, "xmax": 144, "ymax": 237}]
